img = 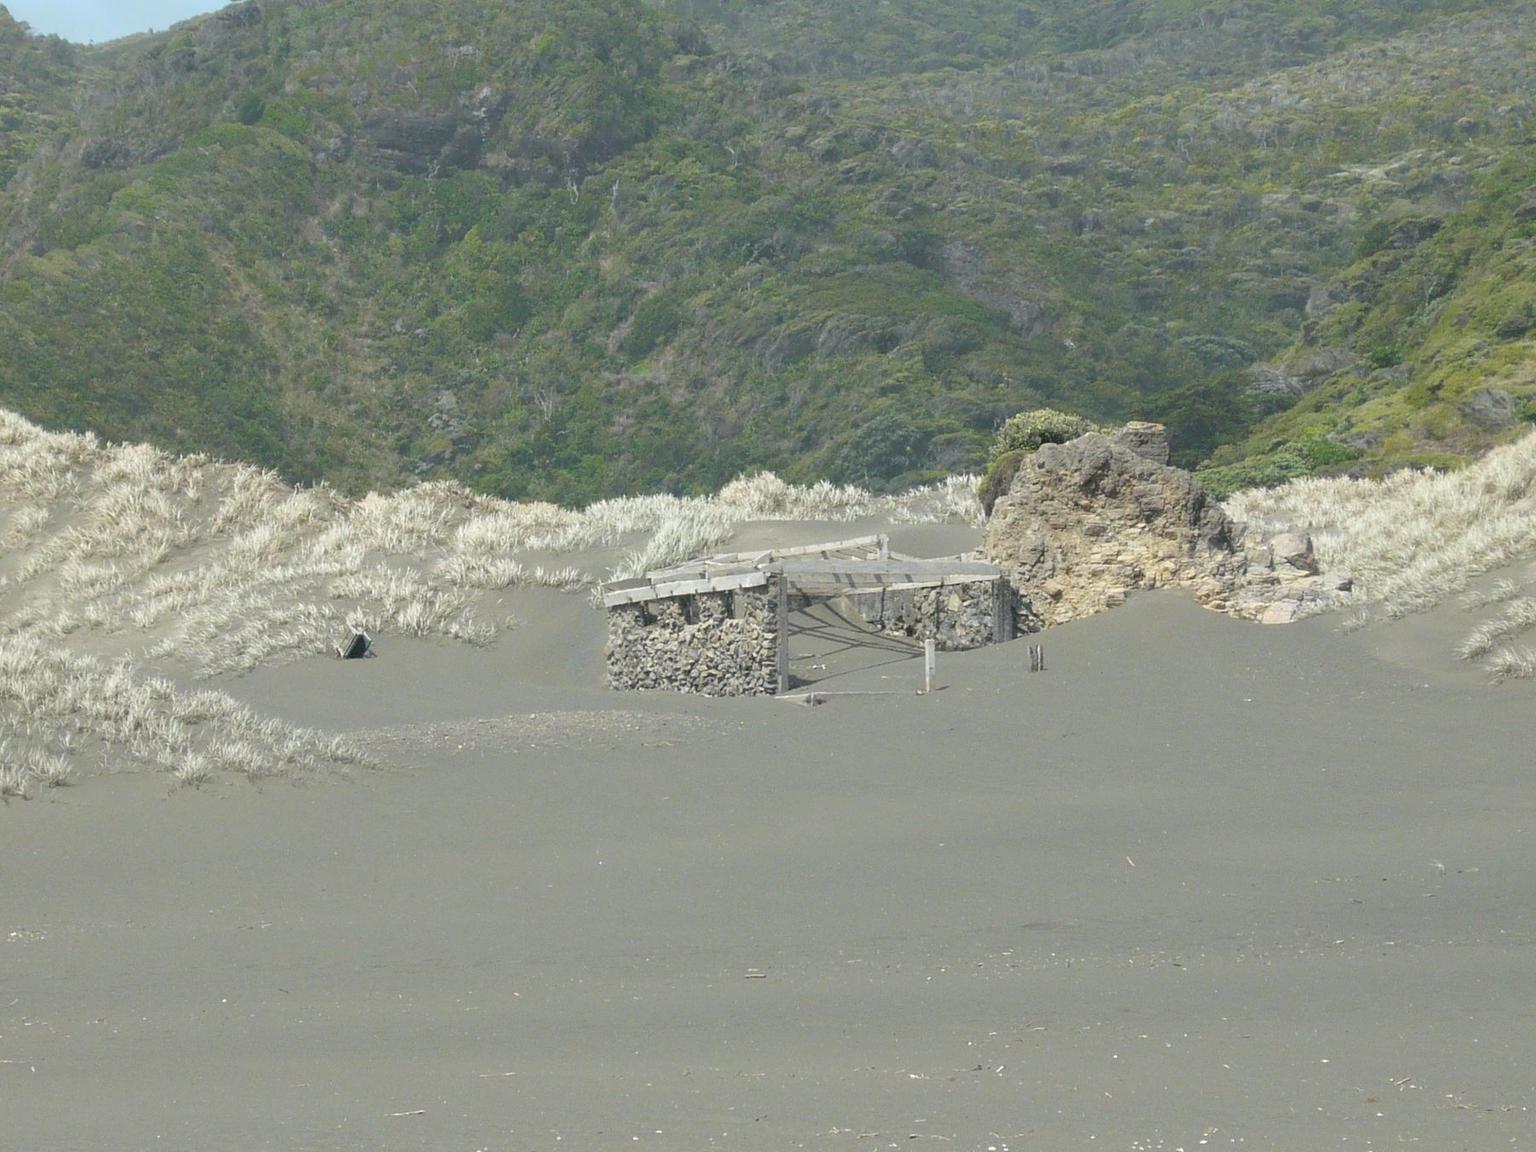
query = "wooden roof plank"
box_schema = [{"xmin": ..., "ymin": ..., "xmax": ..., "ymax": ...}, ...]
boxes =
[
  {"xmin": 774, "ymin": 558, "xmax": 1000, "ymax": 578},
  {"xmin": 602, "ymin": 570, "xmax": 771, "ymax": 607}
]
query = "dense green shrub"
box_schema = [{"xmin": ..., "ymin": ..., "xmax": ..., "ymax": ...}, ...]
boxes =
[
  {"xmin": 1197, "ymin": 433, "xmax": 1363, "ymax": 497},
  {"xmin": 991, "ymin": 408, "xmax": 1098, "ymax": 457}
]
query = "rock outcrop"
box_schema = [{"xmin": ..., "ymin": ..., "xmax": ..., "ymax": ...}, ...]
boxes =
[{"xmin": 981, "ymin": 424, "xmax": 1352, "ymax": 629}]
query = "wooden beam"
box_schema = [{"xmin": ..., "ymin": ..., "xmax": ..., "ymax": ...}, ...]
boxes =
[
  {"xmin": 772, "ymin": 558, "xmax": 1001, "ymax": 594},
  {"xmin": 604, "ymin": 551, "xmax": 1002, "ymax": 605},
  {"xmin": 776, "ymin": 558, "xmax": 1001, "ymax": 578},
  {"xmin": 775, "ymin": 575, "xmax": 789, "ymax": 694},
  {"xmin": 602, "ymin": 570, "xmax": 770, "ymax": 608},
  {"xmin": 602, "ymin": 577, "xmax": 652, "ymax": 594},
  {"xmin": 820, "ymin": 577, "xmax": 999, "ymax": 597},
  {"xmin": 700, "ymin": 535, "xmax": 885, "ymax": 565},
  {"xmin": 641, "ymin": 559, "xmax": 764, "ymax": 583}
]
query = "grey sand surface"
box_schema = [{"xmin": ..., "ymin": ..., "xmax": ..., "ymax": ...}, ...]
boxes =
[{"xmin": 5, "ymin": 592, "xmax": 1535, "ymax": 1150}]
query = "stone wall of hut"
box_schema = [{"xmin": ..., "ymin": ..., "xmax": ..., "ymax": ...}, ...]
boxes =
[
  {"xmin": 606, "ymin": 586, "xmax": 779, "ymax": 696},
  {"xmin": 840, "ymin": 579, "xmax": 1006, "ymax": 651}
]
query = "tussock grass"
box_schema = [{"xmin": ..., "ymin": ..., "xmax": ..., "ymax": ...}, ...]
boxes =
[
  {"xmin": 1460, "ymin": 579, "xmax": 1521, "ymax": 611},
  {"xmin": 1486, "ymin": 646, "xmax": 1536, "ymax": 683},
  {"xmin": 0, "ymin": 765, "xmax": 30, "ymax": 800},
  {"xmin": 1455, "ymin": 597, "xmax": 1536, "ymax": 662},
  {"xmin": 1, "ymin": 411, "xmax": 981, "ymax": 670},
  {"xmin": 0, "ymin": 632, "xmax": 369, "ymax": 786},
  {"xmin": 1228, "ymin": 428, "xmax": 1536, "ymax": 683},
  {"xmin": 1226, "ymin": 431, "xmax": 1536, "ymax": 620}
]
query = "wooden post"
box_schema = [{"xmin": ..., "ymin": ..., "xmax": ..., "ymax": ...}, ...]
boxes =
[
  {"xmin": 923, "ymin": 638, "xmax": 936, "ymax": 694},
  {"xmin": 775, "ymin": 575, "xmax": 790, "ymax": 695}
]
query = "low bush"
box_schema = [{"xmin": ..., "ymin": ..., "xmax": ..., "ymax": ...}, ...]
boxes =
[{"xmin": 991, "ymin": 409, "xmax": 1098, "ymax": 458}]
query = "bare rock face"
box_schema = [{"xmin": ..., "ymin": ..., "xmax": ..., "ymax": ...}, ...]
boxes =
[
  {"xmin": 981, "ymin": 425, "xmax": 1353, "ymax": 629},
  {"xmin": 982, "ymin": 430, "xmax": 1244, "ymax": 630},
  {"xmin": 1111, "ymin": 421, "xmax": 1171, "ymax": 465}
]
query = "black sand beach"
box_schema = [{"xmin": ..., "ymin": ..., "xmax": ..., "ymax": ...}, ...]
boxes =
[{"xmin": 5, "ymin": 587, "xmax": 1535, "ymax": 1150}]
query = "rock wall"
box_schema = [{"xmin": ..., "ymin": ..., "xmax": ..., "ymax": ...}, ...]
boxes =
[
  {"xmin": 839, "ymin": 580, "xmax": 1006, "ymax": 651},
  {"xmin": 606, "ymin": 586, "xmax": 779, "ymax": 696},
  {"xmin": 981, "ymin": 425, "xmax": 1352, "ymax": 629}
]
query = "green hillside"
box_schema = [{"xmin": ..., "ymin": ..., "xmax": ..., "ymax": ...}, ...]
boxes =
[
  {"xmin": 1200, "ymin": 146, "xmax": 1536, "ymax": 492},
  {"xmin": 1, "ymin": 0, "xmax": 1533, "ymax": 502}
]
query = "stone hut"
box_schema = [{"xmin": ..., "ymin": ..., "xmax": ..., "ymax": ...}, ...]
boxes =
[{"xmin": 602, "ymin": 536, "xmax": 1013, "ymax": 696}]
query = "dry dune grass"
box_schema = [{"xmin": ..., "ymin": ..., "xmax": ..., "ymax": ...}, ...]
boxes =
[
  {"xmin": 1226, "ymin": 431, "xmax": 1536, "ymax": 621},
  {"xmin": 0, "ymin": 408, "xmax": 982, "ymax": 791},
  {"xmin": 1226, "ymin": 429, "xmax": 1536, "ymax": 678},
  {"xmin": 0, "ymin": 631, "xmax": 365, "ymax": 798}
]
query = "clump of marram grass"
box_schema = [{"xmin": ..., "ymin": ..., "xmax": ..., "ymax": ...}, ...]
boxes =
[
  {"xmin": 0, "ymin": 764, "xmax": 30, "ymax": 800},
  {"xmin": 1460, "ymin": 579, "xmax": 1522, "ymax": 611},
  {"xmin": 0, "ymin": 633, "xmax": 371, "ymax": 791},
  {"xmin": 1455, "ymin": 597, "xmax": 1536, "ymax": 662},
  {"xmin": 1486, "ymin": 646, "xmax": 1536, "ymax": 683},
  {"xmin": 171, "ymin": 752, "xmax": 212, "ymax": 789},
  {"xmin": 28, "ymin": 751, "xmax": 72, "ymax": 788}
]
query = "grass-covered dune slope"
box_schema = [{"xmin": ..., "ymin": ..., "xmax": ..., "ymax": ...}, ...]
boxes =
[{"xmin": 1, "ymin": 0, "xmax": 1535, "ymax": 503}]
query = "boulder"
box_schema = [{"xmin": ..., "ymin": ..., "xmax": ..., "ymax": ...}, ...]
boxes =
[
  {"xmin": 982, "ymin": 428, "xmax": 1353, "ymax": 629},
  {"xmin": 981, "ymin": 432, "xmax": 1244, "ymax": 629},
  {"xmin": 1459, "ymin": 387, "xmax": 1518, "ymax": 431}
]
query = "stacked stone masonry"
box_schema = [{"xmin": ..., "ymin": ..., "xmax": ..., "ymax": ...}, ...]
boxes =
[
  {"xmin": 606, "ymin": 586, "xmax": 779, "ymax": 696},
  {"xmin": 840, "ymin": 580, "xmax": 1006, "ymax": 652},
  {"xmin": 606, "ymin": 575, "xmax": 1008, "ymax": 696}
]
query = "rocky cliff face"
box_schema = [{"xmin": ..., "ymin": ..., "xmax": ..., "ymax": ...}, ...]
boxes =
[{"xmin": 982, "ymin": 425, "xmax": 1352, "ymax": 629}]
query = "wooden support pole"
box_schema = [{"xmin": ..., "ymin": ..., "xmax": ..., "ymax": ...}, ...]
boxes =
[{"xmin": 775, "ymin": 575, "xmax": 790, "ymax": 695}]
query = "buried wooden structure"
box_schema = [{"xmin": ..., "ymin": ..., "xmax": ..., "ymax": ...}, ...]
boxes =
[
  {"xmin": 602, "ymin": 536, "xmax": 1015, "ymax": 696},
  {"xmin": 335, "ymin": 627, "xmax": 373, "ymax": 660}
]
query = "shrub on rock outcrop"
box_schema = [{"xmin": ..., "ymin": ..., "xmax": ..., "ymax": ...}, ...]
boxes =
[
  {"xmin": 981, "ymin": 408, "xmax": 1101, "ymax": 517},
  {"xmin": 991, "ymin": 408, "xmax": 1099, "ymax": 457}
]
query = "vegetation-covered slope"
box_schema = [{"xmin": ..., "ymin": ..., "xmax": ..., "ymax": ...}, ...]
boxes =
[
  {"xmin": 0, "ymin": 0, "xmax": 1534, "ymax": 501},
  {"xmin": 1201, "ymin": 146, "xmax": 1536, "ymax": 492}
]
